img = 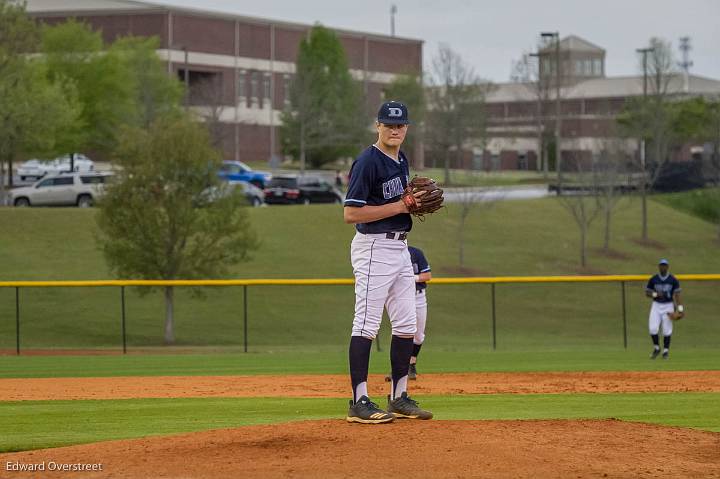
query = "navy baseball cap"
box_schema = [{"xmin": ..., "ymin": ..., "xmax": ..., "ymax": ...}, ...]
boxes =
[
  {"xmin": 377, "ymin": 101, "xmax": 410, "ymax": 125},
  {"xmin": 659, "ymin": 259, "xmax": 669, "ymax": 265}
]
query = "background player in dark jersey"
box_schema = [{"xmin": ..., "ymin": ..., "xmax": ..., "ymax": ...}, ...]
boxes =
[
  {"xmin": 408, "ymin": 245, "xmax": 431, "ymax": 380},
  {"xmin": 343, "ymin": 101, "xmax": 433, "ymax": 424},
  {"xmin": 384, "ymin": 245, "xmax": 431, "ymax": 382},
  {"xmin": 646, "ymin": 259, "xmax": 684, "ymax": 359}
]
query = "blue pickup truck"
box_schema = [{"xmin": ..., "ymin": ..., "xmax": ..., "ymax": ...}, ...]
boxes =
[{"xmin": 218, "ymin": 161, "xmax": 272, "ymax": 188}]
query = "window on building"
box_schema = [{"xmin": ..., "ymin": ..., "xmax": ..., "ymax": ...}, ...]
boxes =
[
  {"xmin": 283, "ymin": 74, "xmax": 291, "ymax": 107},
  {"xmin": 238, "ymin": 70, "xmax": 247, "ymax": 105},
  {"xmin": 262, "ymin": 72, "xmax": 271, "ymax": 108},
  {"xmin": 179, "ymin": 70, "xmax": 222, "ymax": 106},
  {"xmin": 593, "ymin": 59, "xmax": 602, "ymax": 76},
  {"xmin": 518, "ymin": 152, "xmax": 528, "ymax": 171},
  {"xmin": 250, "ymin": 71, "xmax": 259, "ymax": 107},
  {"xmin": 584, "ymin": 59, "xmax": 592, "ymax": 76},
  {"xmin": 575, "ymin": 60, "xmax": 583, "ymax": 76}
]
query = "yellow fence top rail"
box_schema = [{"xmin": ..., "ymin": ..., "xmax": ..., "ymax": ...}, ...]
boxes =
[{"xmin": 0, "ymin": 274, "xmax": 718, "ymax": 288}]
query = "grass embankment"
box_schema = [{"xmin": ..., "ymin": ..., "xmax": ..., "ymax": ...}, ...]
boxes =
[{"xmin": 0, "ymin": 196, "xmax": 718, "ymax": 350}]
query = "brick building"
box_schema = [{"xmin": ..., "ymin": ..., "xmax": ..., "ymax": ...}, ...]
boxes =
[
  {"xmin": 478, "ymin": 35, "xmax": 720, "ymax": 171},
  {"xmin": 26, "ymin": 0, "xmax": 423, "ymax": 163}
]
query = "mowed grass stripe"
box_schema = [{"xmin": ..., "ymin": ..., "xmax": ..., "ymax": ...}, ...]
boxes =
[
  {"xmin": 2, "ymin": 350, "xmax": 720, "ymax": 379},
  {"xmin": 1, "ymin": 393, "xmax": 718, "ymax": 452}
]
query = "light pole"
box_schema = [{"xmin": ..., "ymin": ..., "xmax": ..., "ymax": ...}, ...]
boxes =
[
  {"xmin": 541, "ymin": 31, "xmax": 562, "ymax": 190},
  {"xmin": 529, "ymin": 52, "xmax": 547, "ymax": 177},
  {"xmin": 636, "ymin": 46, "xmax": 654, "ymax": 240},
  {"xmin": 172, "ymin": 44, "xmax": 190, "ymax": 108},
  {"xmin": 183, "ymin": 46, "xmax": 190, "ymax": 108},
  {"xmin": 390, "ymin": 5, "xmax": 397, "ymax": 37}
]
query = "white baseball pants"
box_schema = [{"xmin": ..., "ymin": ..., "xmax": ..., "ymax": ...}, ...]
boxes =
[
  {"xmin": 350, "ymin": 232, "xmax": 417, "ymax": 339},
  {"xmin": 414, "ymin": 289, "xmax": 427, "ymax": 345},
  {"xmin": 648, "ymin": 301, "xmax": 675, "ymax": 336}
]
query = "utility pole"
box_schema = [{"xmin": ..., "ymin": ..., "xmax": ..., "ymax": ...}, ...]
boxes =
[
  {"xmin": 183, "ymin": 46, "xmax": 190, "ymax": 108},
  {"xmin": 541, "ymin": 32, "xmax": 561, "ymax": 192},
  {"xmin": 678, "ymin": 36, "xmax": 693, "ymax": 93},
  {"xmin": 529, "ymin": 52, "xmax": 548, "ymax": 177},
  {"xmin": 636, "ymin": 46, "xmax": 654, "ymax": 241},
  {"xmin": 390, "ymin": 5, "xmax": 397, "ymax": 37}
]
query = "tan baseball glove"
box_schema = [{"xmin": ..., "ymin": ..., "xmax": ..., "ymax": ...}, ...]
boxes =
[
  {"xmin": 401, "ymin": 176, "xmax": 444, "ymax": 218},
  {"xmin": 668, "ymin": 311, "xmax": 684, "ymax": 321}
]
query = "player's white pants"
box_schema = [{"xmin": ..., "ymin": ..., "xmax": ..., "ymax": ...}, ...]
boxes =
[
  {"xmin": 414, "ymin": 289, "xmax": 427, "ymax": 345},
  {"xmin": 350, "ymin": 232, "xmax": 417, "ymax": 339},
  {"xmin": 648, "ymin": 301, "xmax": 675, "ymax": 336}
]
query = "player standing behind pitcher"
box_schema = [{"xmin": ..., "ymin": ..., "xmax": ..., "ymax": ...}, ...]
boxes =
[
  {"xmin": 408, "ymin": 245, "xmax": 431, "ymax": 380},
  {"xmin": 343, "ymin": 101, "xmax": 434, "ymax": 424},
  {"xmin": 646, "ymin": 259, "xmax": 684, "ymax": 360}
]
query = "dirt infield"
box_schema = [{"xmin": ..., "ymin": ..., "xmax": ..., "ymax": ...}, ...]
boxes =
[
  {"xmin": 2, "ymin": 419, "xmax": 719, "ymax": 478},
  {"xmin": 2, "ymin": 370, "xmax": 720, "ymax": 401}
]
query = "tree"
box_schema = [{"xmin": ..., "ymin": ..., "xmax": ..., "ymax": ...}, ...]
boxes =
[
  {"xmin": 42, "ymin": 19, "xmax": 138, "ymax": 158},
  {"xmin": 41, "ymin": 21, "xmax": 184, "ymax": 167},
  {"xmin": 558, "ymin": 162, "xmax": 603, "ymax": 268},
  {"xmin": 672, "ymin": 96, "xmax": 720, "ymax": 184},
  {"xmin": 618, "ymin": 37, "xmax": 681, "ymax": 241},
  {"xmin": 110, "ymin": 36, "xmax": 184, "ymax": 129},
  {"xmin": 510, "ymin": 50, "xmax": 552, "ymax": 176},
  {"xmin": 592, "ymin": 140, "xmax": 631, "ymax": 253},
  {"xmin": 454, "ymin": 185, "xmax": 501, "ymax": 268},
  {"xmin": 383, "ymin": 72, "xmax": 426, "ymax": 169},
  {"xmin": 0, "ymin": 0, "xmax": 82, "ymax": 193},
  {"xmin": 426, "ymin": 45, "xmax": 492, "ymax": 185},
  {"xmin": 96, "ymin": 115, "xmax": 259, "ymax": 344},
  {"xmin": 280, "ymin": 25, "xmax": 366, "ymax": 170},
  {"xmin": 189, "ymin": 75, "xmax": 231, "ymax": 149}
]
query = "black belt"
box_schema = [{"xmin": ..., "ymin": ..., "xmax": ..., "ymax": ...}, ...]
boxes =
[{"xmin": 385, "ymin": 232, "xmax": 407, "ymax": 240}]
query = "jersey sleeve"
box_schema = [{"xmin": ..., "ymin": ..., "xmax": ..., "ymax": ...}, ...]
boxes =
[
  {"xmin": 673, "ymin": 276, "xmax": 682, "ymax": 294},
  {"xmin": 416, "ymin": 249, "xmax": 431, "ymax": 273},
  {"xmin": 645, "ymin": 277, "xmax": 655, "ymax": 292},
  {"xmin": 344, "ymin": 159, "xmax": 374, "ymax": 207}
]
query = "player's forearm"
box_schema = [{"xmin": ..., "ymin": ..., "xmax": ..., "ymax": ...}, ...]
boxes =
[
  {"xmin": 417, "ymin": 272, "xmax": 431, "ymax": 282},
  {"xmin": 674, "ymin": 293, "xmax": 683, "ymax": 306},
  {"xmin": 343, "ymin": 202, "xmax": 406, "ymax": 224}
]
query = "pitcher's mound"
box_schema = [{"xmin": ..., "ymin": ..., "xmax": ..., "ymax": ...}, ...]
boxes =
[{"xmin": 3, "ymin": 419, "xmax": 719, "ymax": 478}]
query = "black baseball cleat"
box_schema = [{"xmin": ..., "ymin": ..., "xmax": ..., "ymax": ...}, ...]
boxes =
[
  {"xmin": 408, "ymin": 363, "xmax": 418, "ymax": 380},
  {"xmin": 650, "ymin": 348, "xmax": 661, "ymax": 360},
  {"xmin": 387, "ymin": 392, "xmax": 433, "ymax": 420},
  {"xmin": 662, "ymin": 350, "xmax": 669, "ymax": 359},
  {"xmin": 346, "ymin": 396, "xmax": 394, "ymax": 424}
]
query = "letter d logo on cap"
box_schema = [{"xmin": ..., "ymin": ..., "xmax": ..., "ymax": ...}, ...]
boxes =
[{"xmin": 388, "ymin": 107, "xmax": 403, "ymax": 117}]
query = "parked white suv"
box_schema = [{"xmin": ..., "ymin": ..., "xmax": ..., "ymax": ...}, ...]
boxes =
[
  {"xmin": 17, "ymin": 154, "xmax": 94, "ymax": 181},
  {"xmin": 10, "ymin": 172, "xmax": 113, "ymax": 207}
]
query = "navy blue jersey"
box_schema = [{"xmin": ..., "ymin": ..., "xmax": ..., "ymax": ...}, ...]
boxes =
[
  {"xmin": 408, "ymin": 246, "xmax": 430, "ymax": 292},
  {"xmin": 344, "ymin": 145, "xmax": 412, "ymax": 234},
  {"xmin": 646, "ymin": 274, "xmax": 681, "ymax": 303}
]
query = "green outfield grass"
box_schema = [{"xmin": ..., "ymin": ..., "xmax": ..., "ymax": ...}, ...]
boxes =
[
  {"xmin": 1, "ymin": 392, "xmax": 718, "ymax": 452},
  {"xmin": 0, "ymin": 196, "xmax": 718, "ymax": 351},
  {"xmin": 2, "ymin": 349, "xmax": 720, "ymax": 379}
]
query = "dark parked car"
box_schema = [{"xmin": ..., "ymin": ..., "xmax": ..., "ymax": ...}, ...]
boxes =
[
  {"xmin": 263, "ymin": 175, "xmax": 343, "ymax": 205},
  {"xmin": 652, "ymin": 158, "xmax": 706, "ymax": 192}
]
